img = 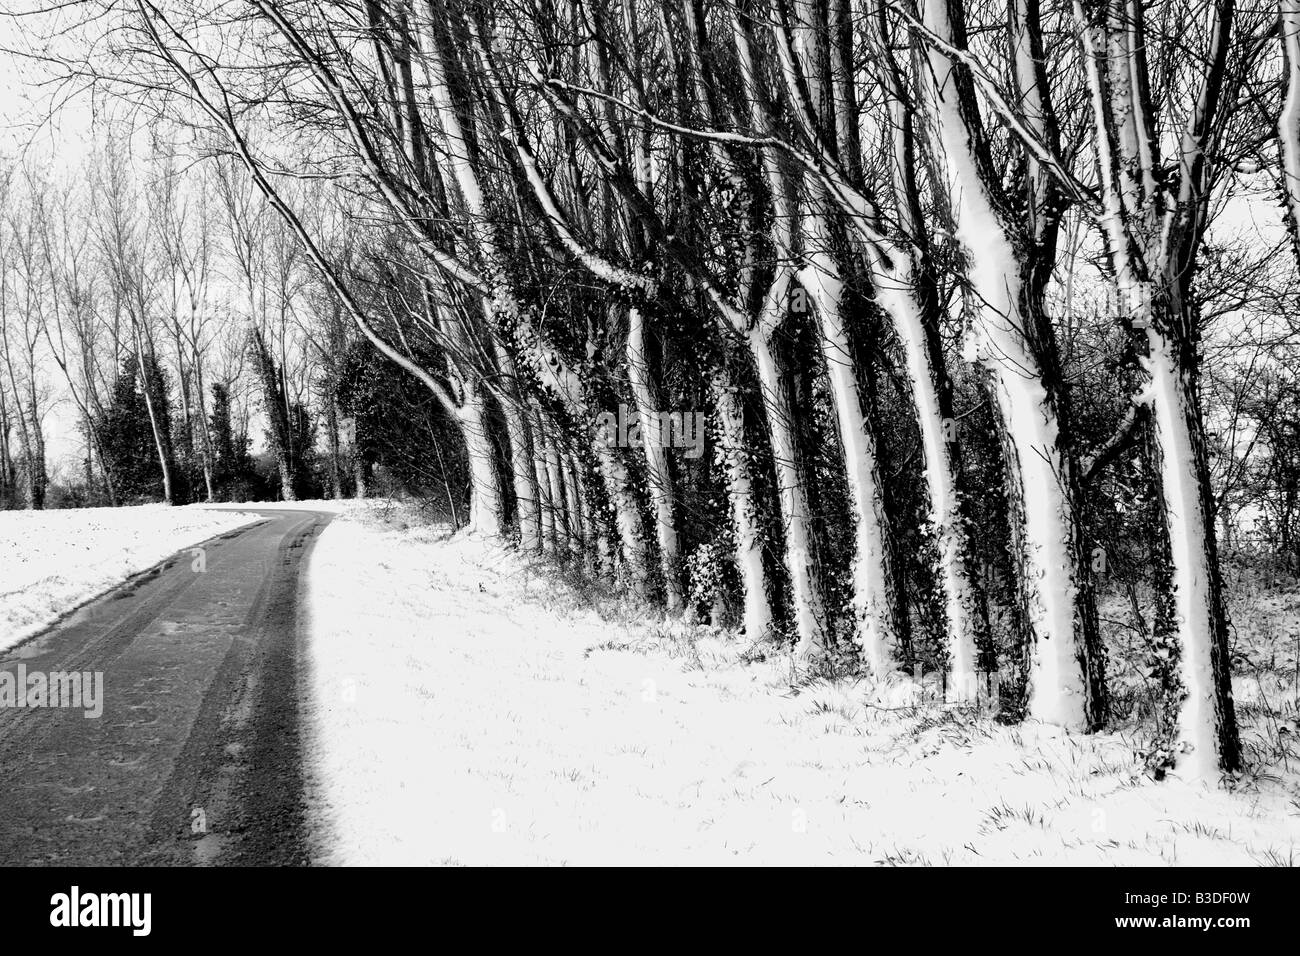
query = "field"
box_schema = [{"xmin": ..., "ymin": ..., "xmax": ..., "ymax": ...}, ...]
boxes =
[{"xmin": 300, "ymin": 503, "xmax": 1300, "ymax": 865}]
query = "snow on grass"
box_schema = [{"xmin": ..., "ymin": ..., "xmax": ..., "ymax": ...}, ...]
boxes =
[
  {"xmin": 0, "ymin": 504, "xmax": 260, "ymax": 652},
  {"xmin": 302, "ymin": 503, "xmax": 1300, "ymax": 866}
]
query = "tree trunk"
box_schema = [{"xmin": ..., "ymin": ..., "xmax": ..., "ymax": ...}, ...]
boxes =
[
  {"xmin": 748, "ymin": 321, "xmax": 829, "ymax": 658},
  {"xmin": 563, "ymin": 450, "xmax": 588, "ymax": 564},
  {"xmin": 456, "ymin": 385, "xmax": 504, "ymax": 536},
  {"xmin": 192, "ymin": 360, "xmax": 217, "ymax": 503},
  {"xmin": 1281, "ymin": 0, "xmax": 1300, "ymax": 269},
  {"xmin": 324, "ymin": 395, "xmax": 343, "ymax": 500},
  {"xmin": 249, "ymin": 325, "xmax": 295, "ymax": 502},
  {"xmin": 496, "ymin": 345, "xmax": 541, "ymax": 551},
  {"xmin": 23, "ymin": 382, "xmax": 46, "ymax": 510},
  {"xmin": 626, "ymin": 305, "xmax": 684, "ymax": 610},
  {"xmin": 353, "ymin": 447, "xmax": 369, "ymax": 499},
  {"xmin": 923, "ymin": 0, "xmax": 1098, "ymax": 727},
  {"xmin": 0, "ymin": 389, "xmax": 12, "ymax": 508},
  {"xmin": 135, "ymin": 332, "xmax": 174, "ymax": 506},
  {"xmin": 713, "ymin": 367, "xmax": 774, "ymax": 641},
  {"xmin": 1143, "ymin": 305, "xmax": 1242, "ymax": 777},
  {"xmin": 593, "ymin": 438, "xmax": 649, "ymax": 593},
  {"xmin": 877, "ymin": 268, "xmax": 981, "ymax": 699},
  {"xmin": 799, "ymin": 248, "xmax": 898, "ymax": 673},
  {"xmin": 541, "ymin": 417, "xmax": 571, "ymax": 555},
  {"xmin": 531, "ymin": 404, "xmax": 560, "ymax": 555}
]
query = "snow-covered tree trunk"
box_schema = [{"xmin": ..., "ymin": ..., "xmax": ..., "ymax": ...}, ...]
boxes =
[
  {"xmin": 504, "ymin": 405, "xmax": 541, "ymax": 550},
  {"xmin": 1145, "ymin": 323, "xmax": 1242, "ymax": 778},
  {"xmin": 748, "ymin": 306, "xmax": 828, "ymax": 657},
  {"xmin": 531, "ymin": 404, "xmax": 560, "ymax": 555},
  {"xmin": 592, "ymin": 437, "xmax": 649, "ymax": 594},
  {"xmin": 1280, "ymin": 0, "xmax": 1300, "ymax": 267},
  {"xmin": 456, "ymin": 386, "xmax": 504, "ymax": 536},
  {"xmin": 863, "ymin": 13, "xmax": 986, "ymax": 699},
  {"xmin": 966, "ymin": 285, "xmax": 1085, "ymax": 727},
  {"xmin": 563, "ymin": 450, "xmax": 588, "ymax": 563},
  {"xmin": 876, "ymin": 268, "xmax": 980, "ymax": 699},
  {"xmin": 495, "ymin": 345, "xmax": 541, "ymax": 551},
  {"xmin": 721, "ymin": 3, "xmax": 835, "ymax": 656},
  {"xmin": 566, "ymin": 452, "xmax": 600, "ymax": 575},
  {"xmin": 713, "ymin": 367, "xmax": 774, "ymax": 641},
  {"xmin": 546, "ymin": 418, "xmax": 577, "ymax": 555},
  {"xmin": 0, "ymin": 388, "xmax": 12, "ymax": 507},
  {"xmin": 353, "ymin": 452, "xmax": 369, "ymax": 499},
  {"xmin": 768, "ymin": 0, "xmax": 910, "ymax": 667},
  {"xmin": 761, "ymin": 0, "xmax": 984, "ymax": 693},
  {"xmin": 527, "ymin": 324, "xmax": 650, "ymax": 586},
  {"xmin": 923, "ymin": 0, "xmax": 1092, "ymax": 728},
  {"xmin": 422, "ymin": 12, "xmax": 538, "ymax": 543},
  {"xmin": 551, "ymin": 438, "xmax": 576, "ymax": 555},
  {"xmin": 798, "ymin": 239, "xmax": 898, "ymax": 673},
  {"xmin": 625, "ymin": 305, "xmax": 684, "ymax": 611},
  {"xmin": 1073, "ymin": 0, "xmax": 1241, "ymax": 773}
]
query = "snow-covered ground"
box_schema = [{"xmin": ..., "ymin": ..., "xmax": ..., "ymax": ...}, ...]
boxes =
[
  {"xmin": 301, "ymin": 503, "xmax": 1300, "ymax": 865},
  {"xmin": 0, "ymin": 505, "xmax": 260, "ymax": 652}
]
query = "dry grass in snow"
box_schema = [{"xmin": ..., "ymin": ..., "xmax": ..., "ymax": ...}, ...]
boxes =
[{"xmin": 301, "ymin": 502, "xmax": 1300, "ymax": 866}]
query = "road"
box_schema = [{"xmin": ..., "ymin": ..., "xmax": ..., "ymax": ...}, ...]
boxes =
[{"xmin": 0, "ymin": 508, "xmax": 332, "ymax": 866}]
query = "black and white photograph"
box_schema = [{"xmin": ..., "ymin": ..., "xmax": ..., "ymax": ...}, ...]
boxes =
[{"xmin": 0, "ymin": 0, "xmax": 1293, "ymax": 920}]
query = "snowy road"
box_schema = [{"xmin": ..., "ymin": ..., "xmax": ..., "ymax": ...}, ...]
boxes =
[{"xmin": 0, "ymin": 508, "xmax": 332, "ymax": 865}]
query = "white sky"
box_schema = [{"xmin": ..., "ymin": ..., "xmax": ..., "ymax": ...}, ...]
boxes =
[{"xmin": 2, "ymin": 2, "xmax": 95, "ymax": 472}]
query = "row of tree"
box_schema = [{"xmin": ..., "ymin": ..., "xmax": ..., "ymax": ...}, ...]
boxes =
[
  {"xmin": 13, "ymin": 0, "xmax": 1300, "ymax": 779},
  {"xmin": 0, "ymin": 141, "xmax": 459, "ymax": 508}
]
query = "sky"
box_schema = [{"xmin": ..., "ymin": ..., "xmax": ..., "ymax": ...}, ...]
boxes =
[
  {"xmin": 0, "ymin": 1, "xmax": 100, "ymax": 160},
  {"xmin": 1, "ymin": 4, "xmax": 89, "ymax": 472},
  {"xmin": 1, "ymin": 49, "xmax": 158, "ymax": 476}
]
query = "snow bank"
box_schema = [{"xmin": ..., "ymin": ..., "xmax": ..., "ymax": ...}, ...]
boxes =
[
  {"xmin": 0, "ymin": 505, "xmax": 261, "ymax": 652},
  {"xmin": 301, "ymin": 505, "xmax": 1299, "ymax": 865}
]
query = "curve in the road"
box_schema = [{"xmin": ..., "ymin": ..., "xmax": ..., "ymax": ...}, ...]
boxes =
[{"xmin": 0, "ymin": 508, "xmax": 332, "ymax": 866}]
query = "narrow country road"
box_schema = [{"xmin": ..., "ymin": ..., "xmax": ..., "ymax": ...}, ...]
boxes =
[{"xmin": 0, "ymin": 508, "xmax": 332, "ymax": 866}]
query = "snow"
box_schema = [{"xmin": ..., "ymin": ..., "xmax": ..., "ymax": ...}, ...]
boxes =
[
  {"xmin": 0, "ymin": 504, "xmax": 260, "ymax": 652},
  {"xmin": 299, "ymin": 502, "xmax": 1299, "ymax": 865}
]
